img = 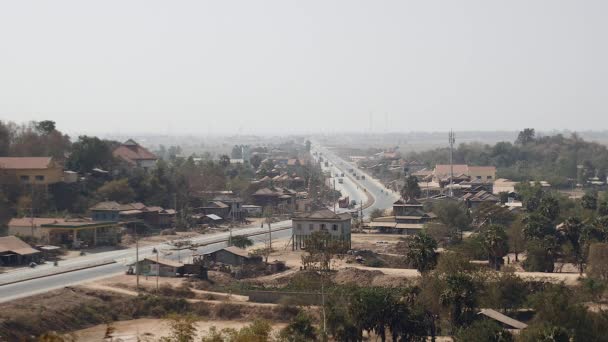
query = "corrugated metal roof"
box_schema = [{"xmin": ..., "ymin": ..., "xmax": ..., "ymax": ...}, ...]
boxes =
[{"xmin": 478, "ymin": 309, "xmax": 528, "ymax": 329}]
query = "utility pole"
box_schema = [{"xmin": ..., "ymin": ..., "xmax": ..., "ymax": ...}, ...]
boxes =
[
  {"xmin": 152, "ymin": 247, "xmax": 159, "ymax": 292},
  {"xmin": 449, "ymin": 130, "xmax": 455, "ymax": 197},
  {"xmin": 30, "ymin": 181, "xmax": 35, "ymax": 238},
  {"xmin": 333, "ymin": 178, "xmax": 336, "ymax": 214},
  {"xmin": 135, "ymin": 230, "xmax": 140, "ymax": 292}
]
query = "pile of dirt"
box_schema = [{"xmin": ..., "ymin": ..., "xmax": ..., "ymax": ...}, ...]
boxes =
[
  {"xmin": 332, "ymin": 267, "xmax": 410, "ymax": 288},
  {"xmin": 332, "ymin": 267, "xmax": 384, "ymax": 286}
]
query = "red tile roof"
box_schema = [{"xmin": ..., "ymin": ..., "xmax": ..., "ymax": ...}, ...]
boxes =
[
  {"xmin": 0, "ymin": 157, "xmax": 54, "ymax": 169},
  {"xmin": 113, "ymin": 140, "xmax": 157, "ymax": 165}
]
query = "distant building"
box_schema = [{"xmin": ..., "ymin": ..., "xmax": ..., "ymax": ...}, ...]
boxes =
[
  {"xmin": 0, "ymin": 236, "xmax": 41, "ymax": 266},
  {"xmin": 242, "ymin": 205, "xmax": 262, "ymax": 216},
  {"xmin": 291, "ymin": 209, "xmax": 352, "ymax": 250},
  {"xmin": 0, "ymin": 157, "xmax": 64, "ymax": 185},
  {"xmin": 135, "ymin": 257, "xmax": 184, "ymax": 277},
  {"xmin": 369, "ymin": 198, "xmax": 434, "ymax": 235},
  {"xmin": 492, "ymin": 178, "xmax": 519, "ymax": 194},
  {"xmin": 90, "ymin": 201, "xmax": 176, "ymax": 228},
  {"xmin": 251, "ymin": 187, "xmax": 297, "ymax": 213},
  {"xmin": 8, "ymin": 217, "xmax": 120, "ymax": 248},
  {"xmin": 433, "ymin": 164, "xmax": 497, "ymax": 184},
  {"xmin": 208, "ymin": 246, "xmax": 263, "ymax": 266},
  {"xmin": 113, "ymin": 139, "xmax": 158, "ymax": 171}
]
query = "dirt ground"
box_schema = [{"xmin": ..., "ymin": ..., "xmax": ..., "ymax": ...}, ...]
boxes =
[{"xmin": 72, "ymin": 318, "xmax": 287, "ymax": 342}]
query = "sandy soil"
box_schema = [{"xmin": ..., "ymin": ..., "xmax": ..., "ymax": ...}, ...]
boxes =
[{"xmin": 72, "ymin": 318, "xmax": 287, "ymax": 342}]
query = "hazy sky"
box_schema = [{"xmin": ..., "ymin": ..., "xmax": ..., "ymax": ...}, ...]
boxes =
[{"xmin": 1, "ymin": 1, "xmax": 607, "ymax": 135}]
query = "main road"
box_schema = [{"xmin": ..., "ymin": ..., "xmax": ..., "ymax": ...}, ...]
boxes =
[{"xmin": 0, "ymin": 144, "xmax": 397, "ymax": 303}]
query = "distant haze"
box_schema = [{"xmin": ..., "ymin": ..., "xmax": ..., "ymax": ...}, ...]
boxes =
[{"xmin": 1, "ymin": 1, "xmax": 607, "ymax": 135}]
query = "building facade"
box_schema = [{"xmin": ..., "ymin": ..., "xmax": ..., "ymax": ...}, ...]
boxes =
[{"xmin": 291, "ymin": 209, "xmax": 352, "ymax": 250}]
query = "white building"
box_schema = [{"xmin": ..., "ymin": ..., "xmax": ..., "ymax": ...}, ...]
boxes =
[{"xmin": 291, "ymin": 209, "xmax": 352, "ymax": 250}]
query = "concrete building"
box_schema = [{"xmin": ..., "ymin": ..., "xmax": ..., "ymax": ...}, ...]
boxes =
[
  {"xmin": 433, "ymin": 164, "xmax": 497, "ymax": 184},
  {"xmin": 0, "ymin": 157, "xmax": 64, "ymax": 185},
  {"xmin": 291, "ymin": 209, "xmax": 352, "ymax": 250},
  {"xmin": 8, "ymin": 217, "xmax": 120, "ymax": 248}
]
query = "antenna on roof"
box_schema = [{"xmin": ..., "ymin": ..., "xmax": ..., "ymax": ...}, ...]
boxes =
[{"xmin": 449, "ymin": 130, "xmax": 456, "ymax": 197}]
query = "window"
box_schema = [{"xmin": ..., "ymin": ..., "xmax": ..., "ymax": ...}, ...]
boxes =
[
  {"xmin": 297, "ymin": 224, "xmax": 302, "ymax": 231},
  {"xmin": 20, "ymin": 175, "xmax": 30, "ymax": 182},
  {"xmin": 35, "ymin": 175, "xmax": 45, "ymax": 181},
  {"xmin": 332, "ymin": 224, "xmax": 338, "ymax": 231},
  {"xmin": 320, "ymin": 224, "xmax": 326, "ymax": 231},
  {"xmin": 309, "ymin": 224, "xmax": 314, "ymax": 231},
  {"xmin": 487, "ymin": 176, "xmax": 493, "ymax": 180},
  {"xmin": 476, "ymin": 176, "xmax": 482, "ymax": 180}
]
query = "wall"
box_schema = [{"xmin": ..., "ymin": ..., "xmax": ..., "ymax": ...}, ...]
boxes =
[{"xmin": 4, "ymin": 166, "xmax": 63, "ymax": 185}]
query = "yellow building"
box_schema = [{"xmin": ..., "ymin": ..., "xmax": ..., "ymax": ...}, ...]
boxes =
[{"xmin": 0, "ymin": 157, "xmax": 63, "ymax": 185}]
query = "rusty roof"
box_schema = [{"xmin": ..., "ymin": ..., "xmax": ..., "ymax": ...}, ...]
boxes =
[
  {"xmin": 0, "ymin": 157, "xmax": 54, "ymax": 169},
  {"xmin": 0, "ymin": 236, "xmax": 40, "ymax": 255},
  {"xmin": 113, "ymin": 140, "xmax": 157, "ymax": 164}
]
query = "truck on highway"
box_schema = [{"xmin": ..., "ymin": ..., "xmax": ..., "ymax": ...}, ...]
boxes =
[
  {"xmin": 361, "ymin": 175, "xmax": 366, "ymax": 180},
  {"xmin": 338, "ymin": 178, "xmax": 344, "ymax": 184}
]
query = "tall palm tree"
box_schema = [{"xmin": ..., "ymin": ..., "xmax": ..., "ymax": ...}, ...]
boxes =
[
  {"xmin": 406, "ymin": 232, "xmax": 438, "ymax": 273},
  {"xmin": 482, "ymin": 224, "xmax": 509, "ymax": 270}
]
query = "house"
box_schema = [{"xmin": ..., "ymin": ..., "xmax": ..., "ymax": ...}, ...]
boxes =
[
  {"xmin": 242, "ymin": 205, "xmax": 262, "ymax": 216},
  {"xmin": 90, "ymin": 201, "xmax": 176, "ymax": 228},
  {"xmin": 433, "ymin": 164, "xmax": 497, "ymax": 184},
  {"xmin": 291, "ymin": 209, "xmax": 352, "ymax": 250},
  {"xmin": 369, "ymin": 198, "xmax": 434, "ymax": 235},
  {"xmin": 0, "ymin": 236, "xmax": 41, "ymax": 266},
  {"xmin": 460, "ymin": 190, "xmax": 500, "ymax": 209},
  {"xmin": 8, "ymin": 218, "xmax": 121, "ymax": 248},
  {"xmin": 113, "ymin": 139, "xmax": 158, "ymax": 171},
  {"xmin": 0, "ymin": 157, "xmax": 64, "ymax": 185},
  {"xmin": 493, "ymin": 178, "xmax": 519, "ymax": 194},
  {"xmin": 197, "ymin": 201, "xmax": 231, "ymax": 218},
  {"xmin": 251, "ymin": 187, "xmax": 297, "ymax": 213},
  {"xmin": 211, "ymin": 194, "xmax": 245, "ymax": 220},
  {"xmin": 135, "ymin": 257, "xmax": 184, "ymax": 277},
  {"xmin": 208, "ymin": 246, "xmax": 262, "ymax": 266}
]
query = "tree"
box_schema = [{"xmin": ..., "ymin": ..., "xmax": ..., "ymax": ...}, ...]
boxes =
[
  {"xmin": 523, "ymin": 213, "xmax": 555, "ymax": 240},
  {"xmin": 507, "ymin": 218, "xmax": 525, "ymax": 262},
  {"xmin": 35, "ymin": 120, "xmax": 56, "ymax": 135},
  {"xmin": 67, "ymin": 136, "xmax": 116, "ymax": 172},
  {"xmin": 538, "ymin": 196, "xmax": 560, "ymax": 223},
  {"xmin": 406, "ymin": 232, "xmax": 438, "ymax": 273},
  {"xmin": 219, "ymin": 154, "xmax": 231, "ymax": 168},
  {"xmin": 519, "ymin": 325, "xmax": 571, "ymax": 342},
  {"xmin": 454, "ymin": 319, "xmax": 513, "ymax": 342},
  {"xmin": 279, "ymin": 312, "xmax": 318, "ymax": 342},
  {"xmin": 250, "ymin": 154, "xmax": 263, "ymax": 170},
  {"xmin": 582, "ymin": 192, "xmax": 598, "ymax": 210},
  {"xmin": 429, "ymin": 201, "xmax": 471, "ymax": 242},
  {"xmin": 560, "ymin": 216, "xmax": 587, "ymax": 275},
  {"xmin": 515, "ymin": 128, "xmax": 536, "ymax": 145},
  {"xmin": 481, "ymin": 224, "xmax": 509, "ymax": 270},
  {"xmin": 473, "ymin": 202, "xmax": 515, "ymax": 227},
  {"xmin": 305, "ymin": 140, "xmax": 312, "ymax": 153},
  {"xmin": 369, "ymin": 208, "xmax": 384, "ymax": 220},
  {"xmin": 587, "ymin": 243, "xmax": 608, "ymax": 281},
  {"xmin": 160, "ymin": 314, "xmax": 197, "ymax": 342},
  {"xmin": 231, "ymin": 235, "xmax": 253, "ymax": 249},
  {"xmin": 401, "ymin": 175, "xmax": 421, "ymax": 200},
  {"xmin": 96, "ymin": 179, "xmax": 135, "ymax": 202},
  {"xmin": 440, "ymin": 272, "xmax": 477, "ymax": 332}
]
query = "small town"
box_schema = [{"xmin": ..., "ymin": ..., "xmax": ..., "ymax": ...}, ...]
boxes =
[{"xmin": 1, "ymin": 2, "xmax": 607, "ymax": 341}]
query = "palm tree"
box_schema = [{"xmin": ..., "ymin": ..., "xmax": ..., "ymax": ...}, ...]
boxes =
[
  {"xmin": 406, "ymin": 232, "xmax": 438, "ymax": 273},
  {"xmin": 482, "ymin": 224, "xmax": 509, "ymax": 270},
  {"xmin": 401, "ymin": 175, "xmax": 421, "ymax": 200},
  {"xmin": 561, "ymin": 216, "xmax": 587, "ymax": 275},
  {"xmin": 440, "ymin": 273, "xmax": 477, "ymax": 332}
]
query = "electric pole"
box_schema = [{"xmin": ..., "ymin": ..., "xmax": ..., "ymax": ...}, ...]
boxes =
[{"xmin": 449, "ymin": 130, "xmax": 455, "ymax": 197}]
